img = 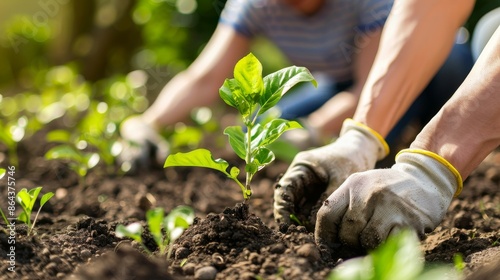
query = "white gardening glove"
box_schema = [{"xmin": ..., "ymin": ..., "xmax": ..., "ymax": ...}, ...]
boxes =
[
  {"xmin": 273, "ymin": 119, "xmax": 389, "ymax": 224},
  {"xmin": 118, "ymin": 115, "xmax": 170, "ymax": 173},
  {"xmin": 315, "ymin": 149, "xmax": 463, "ymax": 250}
]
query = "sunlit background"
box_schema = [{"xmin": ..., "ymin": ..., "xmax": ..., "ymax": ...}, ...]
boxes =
[{"xmin": 0, "ymin": 0, "xmax": 498, "ymax": 169}]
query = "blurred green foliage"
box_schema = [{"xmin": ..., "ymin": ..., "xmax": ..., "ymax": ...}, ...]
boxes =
[
  {"xmin": 0, "ymin": 0, "xmax": 497, "ymax": 169},
  {"xmin": 132, "ymin": 0, "xmax": 226, "ymax": 70},
  {"xmin": 328, "ymin": 230, "xmax": 460, "ymax": 280}
]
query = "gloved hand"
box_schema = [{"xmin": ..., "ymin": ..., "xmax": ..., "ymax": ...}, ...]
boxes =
[
  {"xmin": 273, "ymin": 119, "xmax": 389, "ymax": 224},
  {"xmin": 315, "ymin": 149, "xmax": 463, "ymax": 250},
  {"xmin": 118, "ymin": 115, "xmax": 170, "ymax": 173}
]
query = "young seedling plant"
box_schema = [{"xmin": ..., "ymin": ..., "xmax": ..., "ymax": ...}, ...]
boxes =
[
  {"xmin": 16, "ymin": 187, "xmax": 54, "ymax": 236},
  {"xmin": 328, "ymin": 229, "xmax": 461, "ymax": 280},
  {"xmin": 44, "ymin": 130, "xmax": 101, "ymax": 187},
  {"xmin": 115, "ymin": 205, "xmax": 194, "ymax": 259},
  {"xmin": 164, "ymin": 53, "xmax": 316, "ymax": 201}
]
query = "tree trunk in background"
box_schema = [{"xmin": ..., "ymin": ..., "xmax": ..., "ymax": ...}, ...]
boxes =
[
  {"xmin": 51, "ymin": 0, "xmax": 141, "ymax": 82},
  {"xmin": 79, "ymin": 0, "xmax": 141, "ymax": 81}
]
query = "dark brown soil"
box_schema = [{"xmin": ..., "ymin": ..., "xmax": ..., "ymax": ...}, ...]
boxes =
[{"xmin": 1, "ymin": 130, "xmax": 500, "ymax": 280}]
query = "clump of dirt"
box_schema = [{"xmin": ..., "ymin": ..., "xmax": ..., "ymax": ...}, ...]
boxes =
[
  {"xmin": 168, "ymin": 203, "xmax": 335, "ymax": 279},
  {"xmin": 69, "ymin": 244, "xmax": 174, "ymax": 280},
  {"xmin": 1, "ymin": 129, "xmax": 500, "ymax": 279}
]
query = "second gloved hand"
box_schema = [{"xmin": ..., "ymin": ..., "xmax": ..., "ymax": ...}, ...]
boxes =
[
  {"xmin": 118, "ymin": 115, "xmax": 170, "ymax": 173},
  {"xmin": 315, "ymin": 149, "xmax": 463, "ymax": 250},
  {"xmin": 273, "ymin": 119, "xmax": 389, "ymax": 224}
]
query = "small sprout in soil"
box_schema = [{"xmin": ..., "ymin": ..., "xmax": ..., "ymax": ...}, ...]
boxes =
[
  {"xmin": 180, "ymin": 258, "xmax": 188, "ymax": 267},
  {"xmin": 16, "ymin": 187, "xmax": 54, "ymax": 236},
  {"xmin": 289, "ymin": 214, "xmax": 303, "ymax": 226},
  {"xmin": 164, "ymin": 53, "xmax": 316, "ymax": 201},
  {"xmin": 115, "ymin": 205, "xmax": 194, "ymax": 259},
  {"xmin": 45, "ymin": 130, "xmax": 101, "ymax": 186},
  {"xmin": 453, "ymin": 253, "xmax": 465, "ymax": 272},
  {"xmin": 116, "ymin": 222, "xmax": 150, "ymax": 253}
]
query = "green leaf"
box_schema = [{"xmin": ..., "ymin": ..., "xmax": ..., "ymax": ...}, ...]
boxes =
[
  {"xmin": 115, "ymin": 223, "xmax": 143, "ymax": 243},
  {"xmin": 164, "ymin": 149, "xmax": 232, "ymax": 177},
  {"xmin": 45, "ymin": 145, "xmax": 82, "ymax": 163},
  {"xmin": 77, "ymin": 165, "xmax": 88, "ymax": 177},
  {"xmin": 371, "ymin": 230, "xmax": 423, "ymax": 280},
  {"xmin": 259, "ymin": 66, "xmax": 316, "ymax": 115},
  {"xmin": 230, "ymin": 166, "xmax": 240, "ymax": 178},
  {"xmin": 40, "ymin": 192, "xmax": 54, "ymax": 207},
  {"xmin": 246, "ymin": 148, "xmax": 275, "ymax": 175},
  {"xmin": 251, "ymin": 119, "xmax": 302, "ymax": 150},
  {"xmin": 233, "ymin": 53, "xmax": 264, "ymax": 102},
  {"xmin": 169, "ymin": 205, "xmax": 195, "ymax": 222},
  {"xmin": 328, "ymin": 230, "xmax": 424, "ymax": 280},
  {"xmin": 18, "ymin": 212, "xmax": 30, "ymax": 224},
  {"xmin": 223, "ymin": 126, "xmax": 246, "ymax": 160},
  {"xmin": 46, "ymin": 130, "xmax": 71, "ymax": 143},
  {"xmin": 146, "ymin": 208, "xmax": 165, "ymax": 248},
  {"xmin": 164, "ymin": 206, "xmax": 194, "ymax": 241},
  {"xmin": 28, "ymin": 187, "xmax": 42, "ymax": 211},
  {"xmin": 0, "ymin": 168, "xmax": 5, "ymax": 179},
  {"xmin": 219, "ymin": 78, "xmax": 251, "ymax": 118},
  {"xmin": 0, "ymin": 128, "xmax": 14, "ymax": 147},
  {"xmin": 254, "ymin": 148, "xmax": 275, "ymax": 167},
  {"xmin": 17, "ymin": 189, "xmax": 32, "ymax": 211}
]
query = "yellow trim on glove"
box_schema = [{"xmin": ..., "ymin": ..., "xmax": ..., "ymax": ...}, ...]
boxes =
[
  {"xmin": 344, "ymin": 118, "xmax": 390, "ymax": 157},
  {"xmin": 396, "ymin": 149, "xmax": 463, "ymax": 197}
]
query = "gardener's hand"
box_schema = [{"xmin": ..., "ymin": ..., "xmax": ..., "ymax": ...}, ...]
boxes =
[
  {"xmin": 315, "ymin": 149, "xmax": 463, "ymax": 250},
  {"xmin": 273, "ymin": 119, "xmax": 389, "ymax": 224},
  {"xmin": 118, "ymin": 115, "xmax": 170, "ymax": 172}
]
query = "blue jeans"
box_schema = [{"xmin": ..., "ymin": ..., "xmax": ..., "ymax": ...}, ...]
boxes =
[{"xmin": 275, "ymin": 42, "xmax": 474, "ymax": 146}]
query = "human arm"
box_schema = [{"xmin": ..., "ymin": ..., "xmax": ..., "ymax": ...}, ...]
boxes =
[
  {"xmin": 353, "ymin": 0, "xmax": 475, "ymax": 137},
  {"xmin": 273, "ymin": 17, "xmax": 388, "ymax": 223},
  {"xmin": 307, "ymin": 28, "xmax": 382, "ymax": 138},
  {"xmin": 410, "ymin": 25, "xmax": 500, "ymax": 179},
  {"xmin": 315, "ymin": 26, "xmax": 500, "ymax": 250},
  {"xmin": 142, "ymin": 24, "xmax": 251, "ymax": 128}
]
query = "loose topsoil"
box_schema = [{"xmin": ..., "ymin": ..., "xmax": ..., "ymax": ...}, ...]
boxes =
[{"xmin": 1, "ymin": 128, "xmax": 500, "ymax": 280}]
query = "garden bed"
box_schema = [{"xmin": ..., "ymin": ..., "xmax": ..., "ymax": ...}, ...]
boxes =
[{"xmin": 1, "ymin": 130, "xmax": 500, "ymax": 280}]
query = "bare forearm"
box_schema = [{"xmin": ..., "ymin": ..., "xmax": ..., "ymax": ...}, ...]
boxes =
[
  {"xmin": 354, "ymin": 0, "xmax": 474, "ymax": 137},
  {"xmin": 411, "ymin": 27, "xmax": 500, "ymax": 179},
  {"xmin": 141, "ymin": 24, "xmax": 250, "ymax": 129},
  {"xmin": 142, "ymin": 70, "xmax": 223, "ymax": 128}
]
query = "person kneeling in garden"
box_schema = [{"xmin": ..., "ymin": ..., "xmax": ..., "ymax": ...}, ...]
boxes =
[{"xmin": 118, "ymin": 0, "xmax": 473, "ymax": 172}]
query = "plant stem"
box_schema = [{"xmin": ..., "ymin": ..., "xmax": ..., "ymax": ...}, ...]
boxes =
[
  {"xmin": 0, "ymin": 208, "xmax": 9, "ymax": 227},
  {"xmin": 244, "ymin": 122, "xmax": 253, "ymax": 201},
  {"xmin": 141, "ymin": 243, "xmax": 153, "ymax": 255},
  {"xmin": 30, "ymin": 206, "xmax": 44, "ymax": 236},
  {"xmin": 166, "ymin": 244, "xmax": 174, "ymax": 260}
]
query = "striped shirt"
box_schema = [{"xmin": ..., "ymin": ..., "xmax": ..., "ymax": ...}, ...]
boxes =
[{"xmin": 220, "ymin": 0, "xmax": 393, "ymax": 83}]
